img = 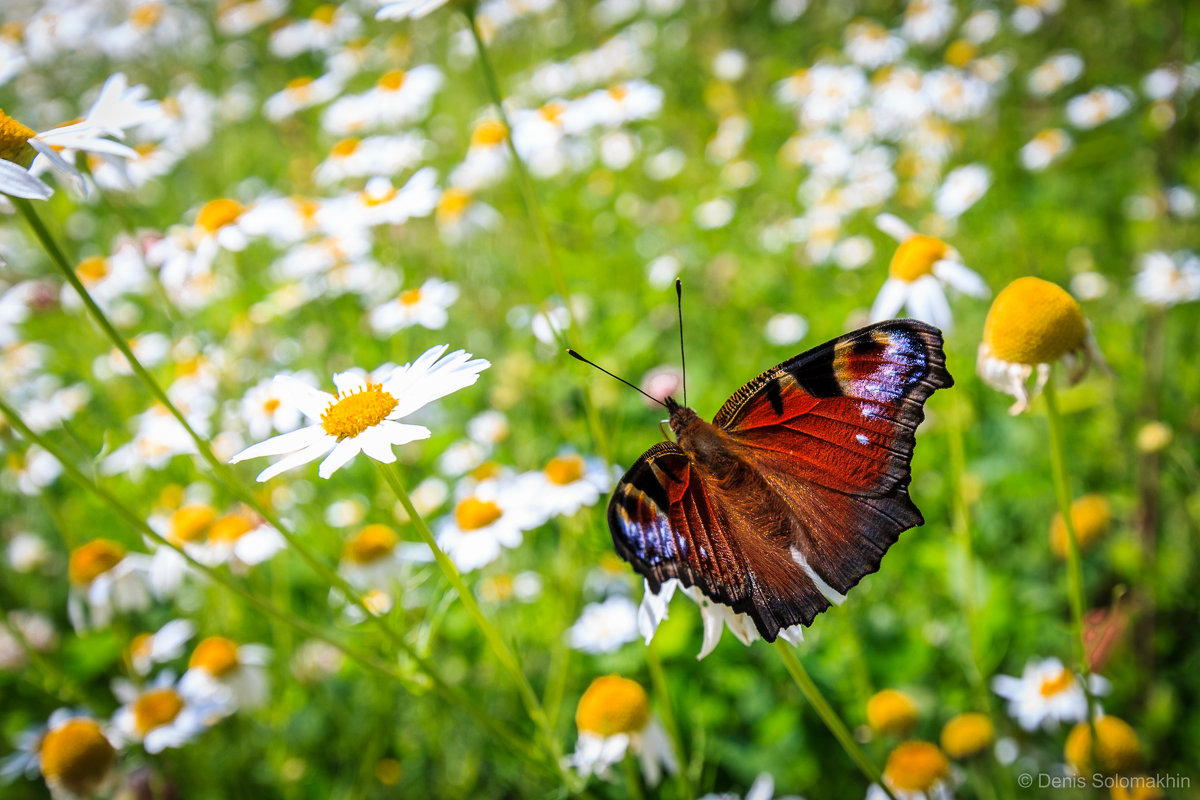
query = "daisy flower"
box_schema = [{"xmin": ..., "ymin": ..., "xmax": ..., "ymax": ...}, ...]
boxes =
[
  {"xmin": 1, "ymin": 711, "xmax": 118, "ymax": 800},
  {"xmin": 435, "ymin": 478, "xmax": 543, "ymax": 572},
  {"xmin": 939, "ymin": 713, "xmax": 994, "ymax": 760},
  {"xmin": 867, "ymin": 741, "xmax": 953, "ymax": 800},
  {"xmin": 567, "ymin": 675, "xmax": 677, "ymax": 787},
  {"xmin": 701, "ymin": 773, "xmax": 802, "ymax": 800},
  {"xmin": 992, "ymin": 657, "xmax": 1109, "ymax": 731},
  {"xmin": 179, "ymin": 636, "xmax": 271, "ymax": 713},
  {"xmin": 870, "ymin": 213, "xmax": 988, "ymax": 332},
  {"xmin": 1019, "ymin": 128, "xmax": 1073, "ymax": 171},
  {"xmin": 1063, "ymin": 715, "xmax": 1141, "ymax": 776},
  {"xmin": 67, "ymin": 539, "xmax": 152, "ymax": 632},
  {"xmin": 129, "ymin": 619, "xmax": 196, "ymax": 676},
  {"xmin": 368, "ymin": 278, "xmax": 460, "ymax": 334},
  {"xmin": 0, "ymin": 72, "xmax": 160, "ymax": 199},
  {"xmin": 338, "ymin": 523, "xmax": 432, "ymax": 590},
  {"xmin": 977, "ymin": 277, "xmax": 1108, "ymax": 414},
  {"xmin": 567, "ymin": 595, "xmax": 640, "ymax": 654},
  {"xmin": 1065, "ymin": 86, "xmax": 1132, "ymax": 129},
  {"xmin": 638, "ymin": 578, "xmax": 805, "ymax": 660},
  {"xmin": 230, "ymin": 345, "xmax": 489, "ymax": 481},
  {"xmin": 519, "ymin": 453, "xmax": 611, "ymax": 519},
  {"xmin": 239, "ymin": 373, "xmax": 314, "ymax": 439},
  {"xmin": 934, "ymin": 164, "xmax": 990, "ymax": 219},
  {"xmin": 867, "ymin": 689, "xmax": 919, "ymax": 736},
  {"xmin": 1133, "ymin": 250, "xmax": 1200, "ymax": 307},
  {"xmin": 112, "ymin": 672, "xmax": 221, "ymax": 753}
]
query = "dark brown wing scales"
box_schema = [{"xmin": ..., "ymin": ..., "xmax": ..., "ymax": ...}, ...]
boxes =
[{"xmin": 608, "ymin": 443, "xmax": 833, "ymax": 640}]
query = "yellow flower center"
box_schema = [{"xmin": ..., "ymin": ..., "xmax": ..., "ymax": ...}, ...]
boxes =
[
  {"xmin": 940, "ymin": 713, "xmax": 994, "ymax": 759},
  {"xmin": 331, "ymin": 137, "xmax": 360, "ymax": 158},
  {"xmin": 0, "ymin": 109, "xmax": 36, "ymax": 165},
  {"xmin": 437, "ymin": 188, "xmax": 471, "ymax": 222},
  {"xmin": 344, "ymin": 524, "xmax": 398, "ymax": 564},
  {"xmin": 190, "ymin": 636, "xmax": 240, "ymax": 677},
  {"xmin": 884, "ymin": 741, "xmax": 950, "ymax": 792},
  {"xmin": 131, "ymin": 632, "xmax": 154, "ymax": 661},
  {"xmin": 169, "ymin": 504, "xmax": 216, "ymax": 544},
  {"xmin": 378, "ymin": 69, "xmax": 407, "ymax": 91},
  {"xmin": 607, "ymin": 85, "xmax": 629, "ymax": 102},
  {"xmin": 1, "ymin": 22, "xmax": 24, "ymax": 43},
  {"xmin": 480, "ymin": 573, "xmax": 515, "ymax": 602},
  {"xmin": 1050, "ymin": 494, "xmax": 1111, "ymax": 558},
  {"xmin": 867, "ymin": 689, "xmax": 919, "ymax": 735},
  {"xmin": 262, "ymin": 397, "xmax": 281, "ymax": 414},
  {"xmin": 39, "ymin": 719, "xmax": 115, "ymax": 795},
  {"xmin": 470, "ymin": 461, "xmax": 502, "ymax": 481},
  {"xmin": 544, "ymin": 455, "xmax": 585, "ymax": 486},
  {"xmin": 130, "ymin": 3, "xmax": 164, "ymax": 28},
  {"xmin": 195, "ymin": 198, "xmax": 244, "ymax": 234},
  {"xmin": 133, "ymin": 689, "xmax": 184, "ymax": 734},
  {"xmin": 208, "ymin": 513, "xmax": 255, "ymax": 543},
  {"xmin": 320, "ymin": 383, "xmax": 398, "ymax": 439},
  {"xmin": 311, "ymin": 4, "xmax": 336, "ymax": 23},
  {"xmin": 361, "ymin": 185, "xmax": 398, "ymax": 207},
  {"xmin": 398, "ymin": 288, "xmax": 423, "ymax": 306},
  {"xmin": 1038, "ymin": 668, "xmax": 1076, "ymax": 697},
  {"xmin": 1064, "ymin": 716, "xmax": 1142, "ymax": 775},
  {"xmin": 889, "ymin": 235, "xmax": 948, "ymax": 282},
  {"xmin": 575, "ymin": 675, "xmax": 650, "ymax": 736},
  {"xmin": 285, "ymin": 76, "xmax": 314, "ymax": 98},
  {"xmin": 454, "ymin": 497, "xmax": 503, "ymax": 531},
  {"xmin": 982, "ymin": 277, "xmax": 1087, "ymax": 365},
  {"xmin": 539, "ymin": 102, "xmax": 566, "ymax": 124},
  {"xmin": 75, "ymin": 256, "xmax": 109, "ymax": 285},
  {"xmin": 158, "ymin": 483, "xmax": 184, "ymax": 509},
  {"xmin": 944, "ymin": 39, "xmax": 977, "ymax": 68},
  {"xmin": 68, "ymin": 539, "xmax": 126, "ymax": 585},
  {"xmin": 471, "ymin": 120, "xmax": 508, "ymax": 148}
]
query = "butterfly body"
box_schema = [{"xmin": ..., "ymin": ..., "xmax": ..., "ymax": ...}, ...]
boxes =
[{"xmin": 608, "ymin": 319, "xmax": 953, "ymax": 642}]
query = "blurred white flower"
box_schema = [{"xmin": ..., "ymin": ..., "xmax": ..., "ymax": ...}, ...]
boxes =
[
  {"xmin": 992, "ymin": 657, "xmax": 1108, "ymax": 731},
  {"xmin": 567, "ymin": 595, "xmax": 639, "ymax": 654},
  {"xmin": 1134, "ymin": 250, "xmax": 1200, "ymax": 307}
]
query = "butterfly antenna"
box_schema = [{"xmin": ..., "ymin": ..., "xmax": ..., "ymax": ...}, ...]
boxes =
[
  {"xmin": 566, "ymin": 349, "xmax": 667, "ymax": 408},
  {"xmin": 676, "ymin": 278, "xmax": 687, "ymax": 407}
]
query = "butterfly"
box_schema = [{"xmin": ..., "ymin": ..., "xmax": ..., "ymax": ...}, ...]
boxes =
[{"xmin": 606, "ymin": 319, "xmax": 953, "ymax": 643}]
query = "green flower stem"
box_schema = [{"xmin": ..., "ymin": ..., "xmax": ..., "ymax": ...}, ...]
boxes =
[
  {"xmin": 1042, "ymin": 376, "xmax": 1099, "ymax": 725},
  {"xmin": 0, "ymin": 394, "xmax": 545, "ymax": 770},
  {"xmin": 14, "ymin": 199, "xmax": 421, "ymax": 670},
  {"xmin": 776, "ymin": 644, "xmax": 896, "ymax": 800},
  {"xmin": 646, "ymin": 636, "xmax": 694, "ymax": 800},
  {"xmin": 622, "ymin": 751, "xmax": 647, "ymax": 800},
  {"xmin": 460, "ymin": 11, "xmax": 612, "ymax": 468},
  {"xmin": 377, "ymin": 462, "xmax": 578, "ymax": 791}
]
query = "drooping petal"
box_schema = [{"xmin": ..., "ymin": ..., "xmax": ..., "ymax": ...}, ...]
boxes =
[
  {"xmin": 229, "ymin": 425, "xmax": 327, "ymax": 463},
  {"xmin": 875, "ymin": 212, "xmax": 915, "ymax": 242},
  {"xmin": 255, "ymin": 437, "xmax": 336, "ymax": 482},
  {"xmin": 933, "ymin": 258, "xmax": 989, "ymax": 297},
  {"xmin": 0, "ymin": 160, "xmax": 53, "ymax": 200},
  {"xmin": 869, "ymin": 278, "xmax": 909, "ymax": 322}
]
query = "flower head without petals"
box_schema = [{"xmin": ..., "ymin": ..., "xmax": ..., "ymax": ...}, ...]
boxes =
[{"xmin": 977, "ymin": 277, "xmax": 1107, "ymax": 414}]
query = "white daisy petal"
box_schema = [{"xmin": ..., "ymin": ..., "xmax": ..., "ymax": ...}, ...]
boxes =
[
  {"xmin": 317, "ymin": 438, "xmax": 363, "ymax": 478},
  {"xmin": 332, "ymin": 370, "xmax": 367, "ymax": 395},
  {"xmin": 875, "ymin": 213, "xmax": 915, "ymax": 242},
  {"xmin": 0, "ymin": 160, "xmax": 53, "ymax": 200},
  {"xmin": 271, "ymin": 376, "xmax": 334, "ymax": 421},
  {"xmin": 230, "ymin": 425, "xmax": 327, "ymax": 463},
  {"xmin": 869, "ymin": 278, "xmax": 909, "ymax": 322},
  {"xmin": 933, "ymin": 258, "xmax": 990, "ymax": 297},
  {"xmin": 255, "ymin": 437, "xmax": 336, "ymax": 482},
  {"xmin": 377, "ymin": 420, "xmax": 431, "ymax": 446},
  {"xmin": 357, "ymin": 433, "xmax": 397, "ymax": 463}
]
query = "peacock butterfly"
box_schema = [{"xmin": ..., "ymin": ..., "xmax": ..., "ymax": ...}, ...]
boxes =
[{"xmin": 594, "ymin": 315, "xmax": 952, "ymax": 643}]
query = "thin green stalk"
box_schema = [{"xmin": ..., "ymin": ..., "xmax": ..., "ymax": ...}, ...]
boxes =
[
  {"xmin": 622, "ymin": 751, "xmax": 647, "ymax": 800},
  {"xmin": 776, "ymin": 644, "xmax": 896, "ymax": 800},
  {"xmin": 0, "ymin": 396, "xmax": 543, "ymax": 770},
  {"xmin": 14, "ymin": 199, "xmax": 422, "ymax": 667},
  {"xmin": 1042, "ymin": 377, "xmax": 1098, "ymax": 727},
  {"xmin": 460, "ymin": 11, "xmax": 612, "ymax": 468},
  {"xmin": 377, "ymin": 462, "xmax": 578, "ymax": 792},
  {"xmin": 947, "ymin": 392, "xmax": 1010, "ymax": 800},
  {"xmin": 646, "ymin": 637, "xmax": 694, "ymax": 800}
]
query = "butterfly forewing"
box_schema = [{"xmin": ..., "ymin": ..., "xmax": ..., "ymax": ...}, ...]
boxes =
[{"xmin": 607, "ymin": 319, "xmax": 952, "ymax": 642}]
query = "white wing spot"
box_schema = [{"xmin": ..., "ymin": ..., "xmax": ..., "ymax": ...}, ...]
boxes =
[{"xmin": 856, "ymin": 433, "xmax": 869, "ymax": 446}]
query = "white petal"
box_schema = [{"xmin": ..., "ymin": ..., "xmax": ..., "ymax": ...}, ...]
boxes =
[
  {"xmin": 0, "ymin": 161, "xmax": 53, "ymax": 200},
  {"xmin": 933, "ymin": 258, "xmax": 989, "ymax": 297},
  {"xmin": 317, "ymin": 437, "xmax": 362, "ymax": 478},
  {"xmin": 696, "ymin": 600, "xmax": 725, "ymax": 659},
  {"xmin": 875, "ymin": 212, "xmax": 914, "ymax": 242},
  {"xmin": 638, "ymin": 579, "xmax": 675, "ymax": 644},
  {"xmin": 377, "ymin": 420, "xmax": 431, "ymax": 446},
  {"xmin": 255, "ymin": 437, "xmax": 335, "ymax": 482},
  {"xmin": 229, "ymin": 425, "xmax": 326, "ymax": 463},
  {"xmin": 357, "ymin": 432, "xmax": 397, "ymax": 463},
  {"xmin": 332, "ymin": 370, "xmax": 368, "ymax": 395},
  {"xmin": 869, "ymin": 278, "xmax": 908, "ymax": 322},
  {"xmin": 272, "ymin": 376, "xmax": 334, "ymax": 421}
]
